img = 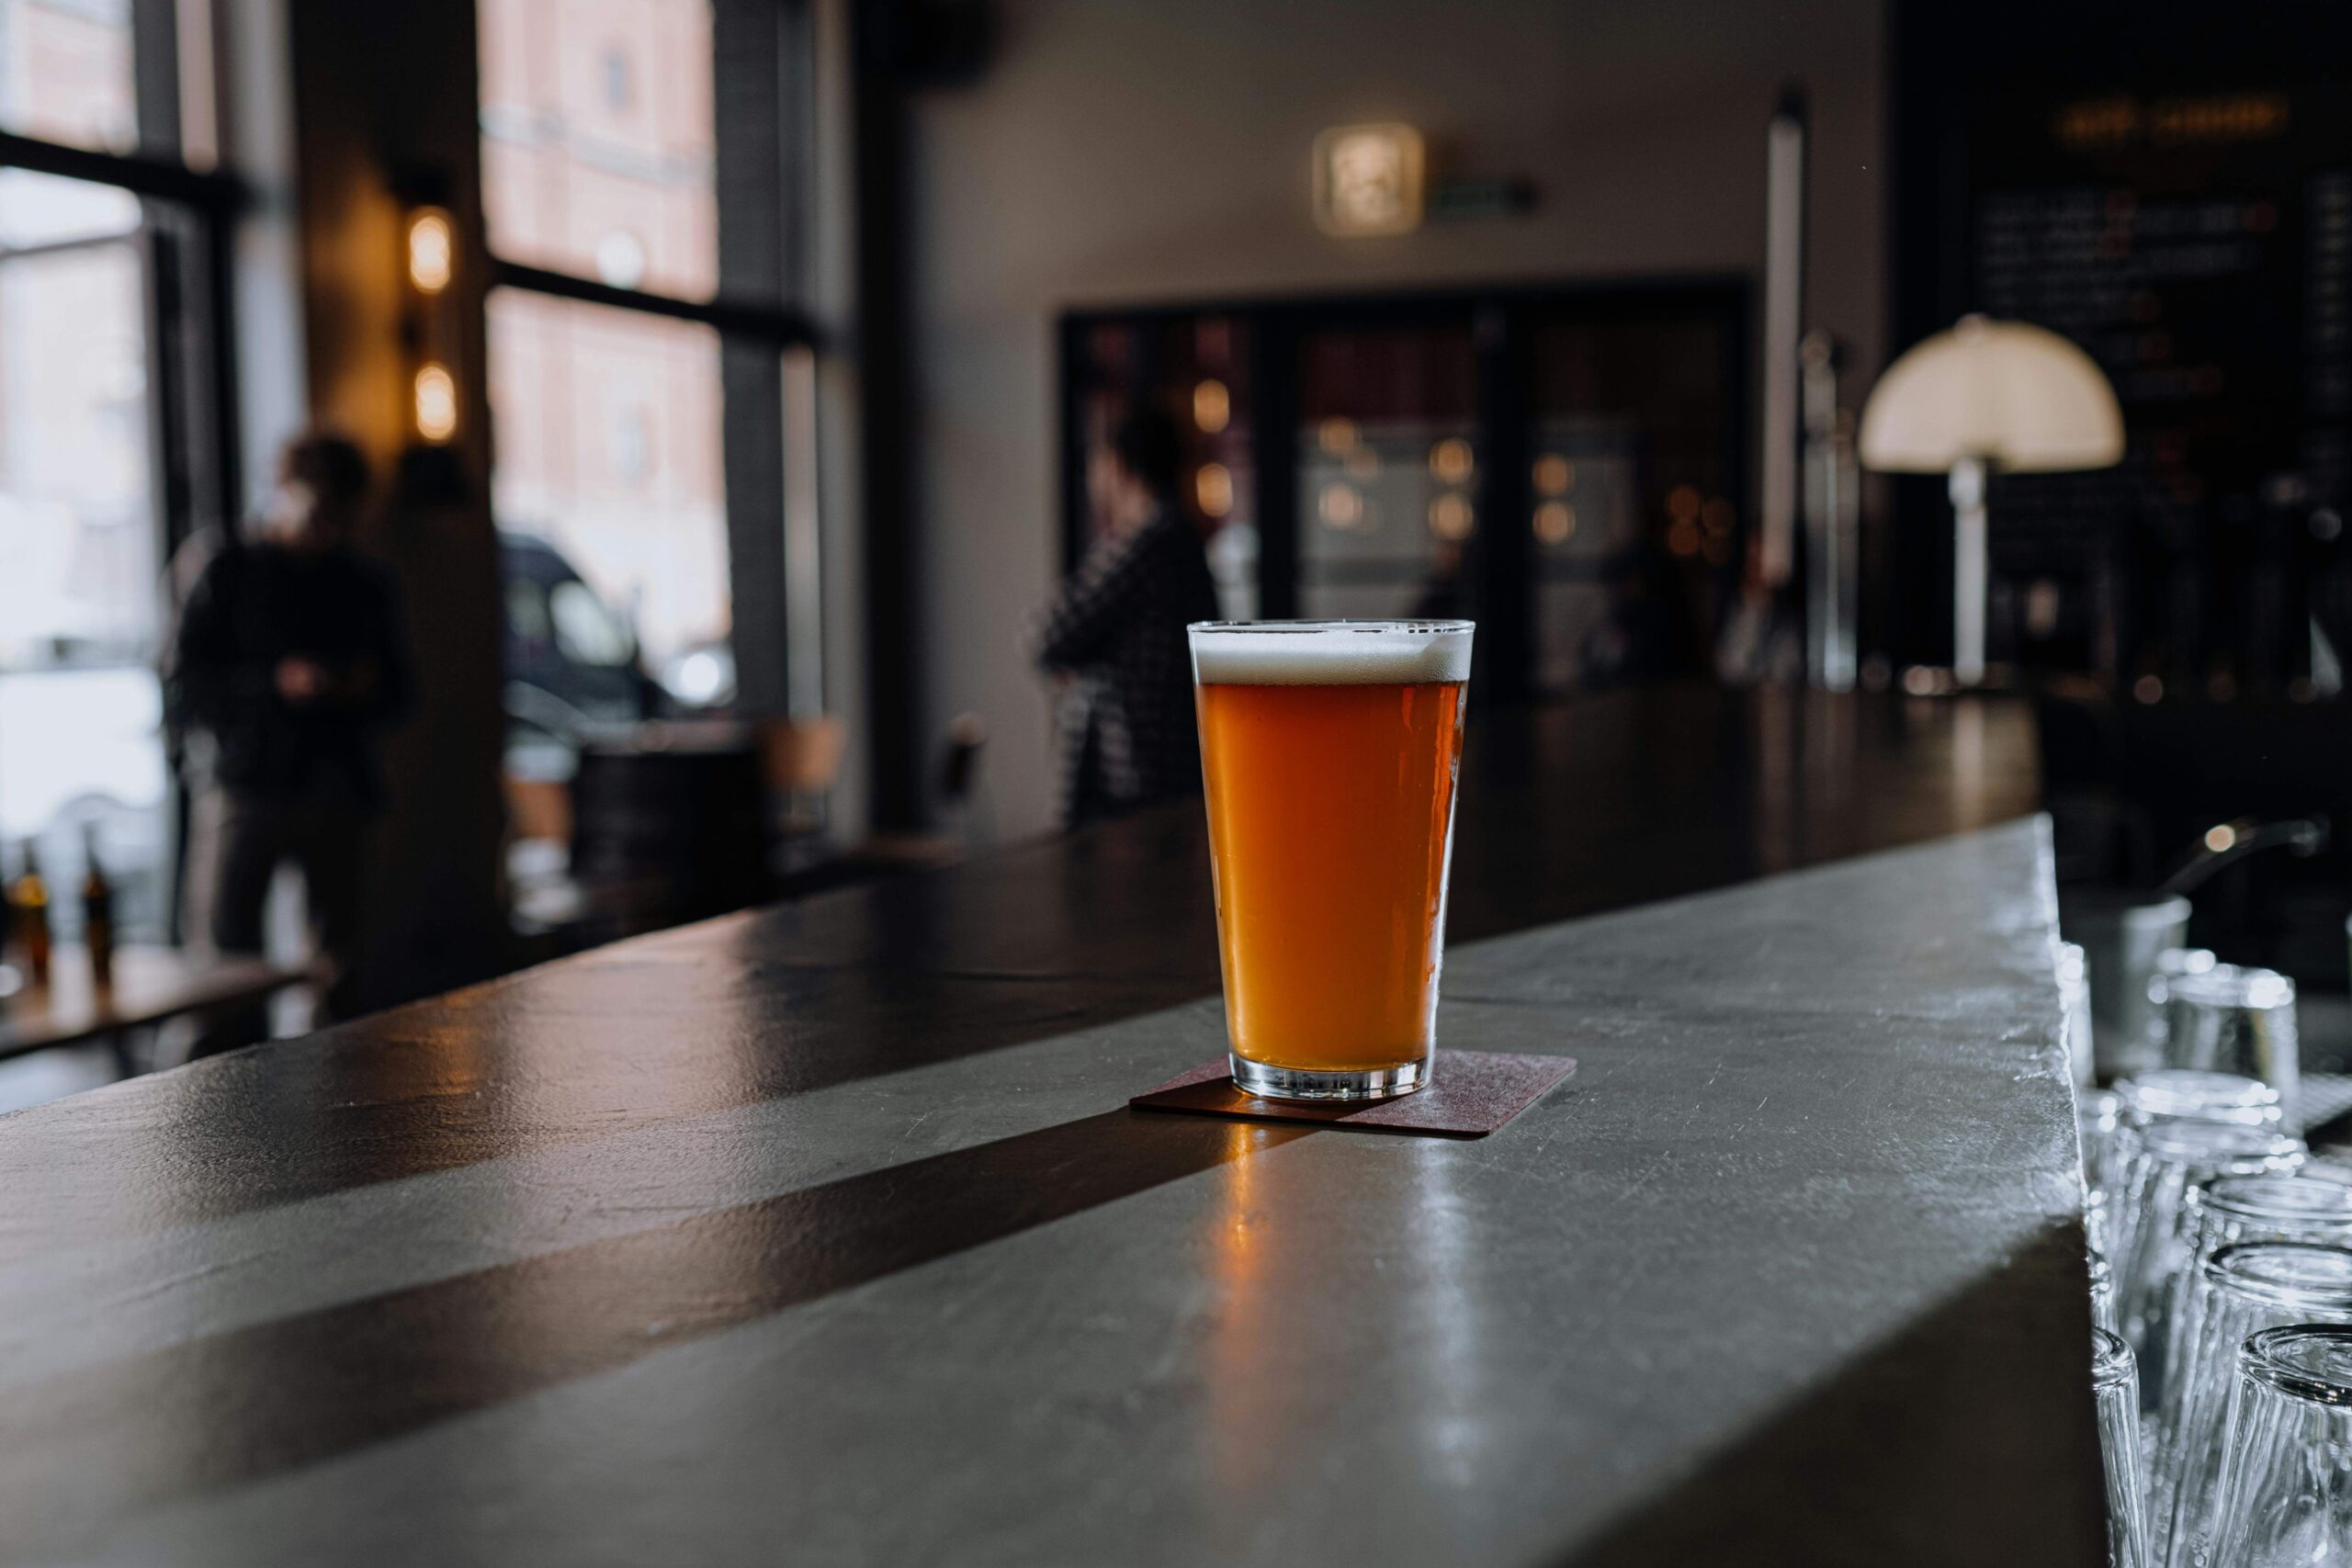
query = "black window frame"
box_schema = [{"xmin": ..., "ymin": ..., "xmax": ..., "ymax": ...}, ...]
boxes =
[
  {"xmin": 0, "ymin": 134, "xmax": 245, "ymax": 565},
  {"xmin": 0, "ymin": 3, "xmax": 249, "ymax": 944}
]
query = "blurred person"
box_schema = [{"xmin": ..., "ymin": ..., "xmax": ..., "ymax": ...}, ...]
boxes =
[
  {"xmin": 1032, "ymin": 407, "xmax": 1218, "ymax": 827},
  {"xmin": 165, "ymin": 434, "xmax": 412, "ymax": 1032}
]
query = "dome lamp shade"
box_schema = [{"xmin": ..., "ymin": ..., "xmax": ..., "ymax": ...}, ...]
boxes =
[{"xmin": 1858, "ymin": 315, "xmax": 2125, "ymax": 683}]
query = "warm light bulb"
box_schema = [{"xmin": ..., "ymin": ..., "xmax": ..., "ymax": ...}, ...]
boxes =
[
  {"xmin": 408, "ymin": 208, "xmax": 454, "ymax": 294},
  {"xmin": 1193, "ymin": 379, "xmax": 1230, "ymax": 434},
  {"xmin": 1195, "ymin": 462, "xmax": 1234, "ymax": 518},
  {"xmin": 1430, "ymin": 438, "xmax": 1474, "ymax": 484},
  {"xmin": 1317, "ymin": 482, "xmax": 1363, "ymax": 529},
  {"xmin": 1429, "ymin": 493, "xmax": 1474, "ymax": 540},
  {"xmin": 413, "ymin": 363, "xmax": 458, "ymax": 442}
]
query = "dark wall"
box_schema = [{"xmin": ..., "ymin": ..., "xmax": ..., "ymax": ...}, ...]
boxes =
[{"xmin": 1889, "ymin": 0, "xmax": 2352, "ymax": 686}]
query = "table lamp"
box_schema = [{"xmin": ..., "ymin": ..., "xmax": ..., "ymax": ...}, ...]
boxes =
[{"xmin": 1858, "ymin": 314, "xmax": 2124, "ymax": 684}]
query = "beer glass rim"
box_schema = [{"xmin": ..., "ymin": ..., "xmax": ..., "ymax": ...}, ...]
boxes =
[
  {"xmin": 2137, "ymin": 1119, "xmax": 2301, "ymax": 1162},
  {"xmin": 2242, "ymin": 1324, "xmax": 2352, "ymax": 1405},
  {"xmin": 2091, "ymin": 1326, "xmax": 2134, "ymax": 1390},
  {"xmin": 2201, "ymin": 1174, "xmax": 2352, "ymax": 1223},
  {"xmin": 2128, "ymin": 1068, "xmax": 2278, "ymax": 1111},
  {"xmin": 2203, "ymin": 1241, "xmax": 2352, "ymax": 1307},
  {"xmin": 1186, "ymin": 619, "xmax": 1475, "ymax": 635},
  {"xmin": 2166, "ymin": 963, "xmax": 2295, "ymax": 1009}
]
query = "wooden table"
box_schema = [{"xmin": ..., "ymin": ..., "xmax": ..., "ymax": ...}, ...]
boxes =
[
  {"xmin": 0, "ymin": 943, "xmax": 302, "ymax": 1061},
  {"xmin": 0, "ymin": 686, "xmax": 2098, "ymax": 1565}
]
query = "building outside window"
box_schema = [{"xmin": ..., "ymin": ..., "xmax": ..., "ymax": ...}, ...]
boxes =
[{"xmin": 0, "ymin": 0, "xmax": 137, "ymax": 152}]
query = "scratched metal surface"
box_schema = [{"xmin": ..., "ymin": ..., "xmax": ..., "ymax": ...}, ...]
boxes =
[{"xmin": 0, "ymin": 691, "xmax": 2096, "ymax": 1565}]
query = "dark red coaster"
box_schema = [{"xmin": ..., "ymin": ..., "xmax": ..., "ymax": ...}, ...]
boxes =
[{"xmin": 1129, "ymin": 1051, "xmax": 1577, "ymax": 1137}]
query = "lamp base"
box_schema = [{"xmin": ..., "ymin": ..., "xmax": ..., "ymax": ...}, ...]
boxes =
[
  {"xmin": 1949, "ymin": 457, "xmax": 1989, "ymax": 687},
  {"xmin": 1897, "ymin": 662, "xmax": 2019, "ymax": 698}
]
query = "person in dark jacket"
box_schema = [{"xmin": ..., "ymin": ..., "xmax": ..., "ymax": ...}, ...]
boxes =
[
  {"xmin": 165, "ymin": 433, "xmax": 412, "ymax": 1016},
  {"xmin": 1032, "ymin": 407, "xmax": 1220, "ymax": 827}
]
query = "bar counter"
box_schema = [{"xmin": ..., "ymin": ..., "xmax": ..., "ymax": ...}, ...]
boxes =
[{"xmin": 0, "ymin": 685, "xmax": 2101, "ymax": 1565}]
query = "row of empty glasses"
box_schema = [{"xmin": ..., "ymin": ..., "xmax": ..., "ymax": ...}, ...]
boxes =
[
  {"xmin": 2081, "ymin": 1061, "xmax": 2352, "ymax": 1567},
  {"xmin": 2063, "ymin": 924, "xmax": 2329, "ymax": 1565}
]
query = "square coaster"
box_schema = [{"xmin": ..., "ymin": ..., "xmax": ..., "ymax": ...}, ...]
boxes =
[{"xmin": 1129, "ymin": 1051, "xmax": 1577, "ymax": 1138}]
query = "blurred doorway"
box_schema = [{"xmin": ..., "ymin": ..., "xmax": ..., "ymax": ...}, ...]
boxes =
[{"xmin": 1060, "ymin": 281, "xmax": 1747, "ymax": 700}]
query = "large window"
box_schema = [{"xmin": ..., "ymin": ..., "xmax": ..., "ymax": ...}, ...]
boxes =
[
  {"xmin": 485, "ymin": 289, "xmax": 727, "ymax": 678},
  {"xmin": 0, "ymin": 172, "xmax": 163, "ymax": 923},
  {"xmin": 479, "ymin": 0, "xmax": 810, "ymax": 734},
  {"xmin": 0, "ymin": 4, "xmax": 237, "ymax": 942},
  {"xmin": 0, "ymin": 0, "xmax": 137, "ymax": 153},
  {"xmin": 480, "ymin": 0, "xmax": 717, "ymax": 300}
]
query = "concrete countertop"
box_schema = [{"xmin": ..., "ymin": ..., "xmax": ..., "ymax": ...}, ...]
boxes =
[{"xmin": 0, "ymin": 690, "xmax": 2095, "ymax": 1565}]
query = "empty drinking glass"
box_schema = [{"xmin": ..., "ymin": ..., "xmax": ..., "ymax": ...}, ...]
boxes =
[
  {"xmin": 2102, "ymin": 1074, "xmax": 2284, "ymax": 1273},
  {"xmin": 2098, "ymin": 1327, "xmax": 2153, "ymax": 1568},
  {"xmin": 2104, "ymin": 1075, "xmax": 2290, "ymax": 1293},
  {"xmin": 2157, "ymin": 947, "xmax": 2221, "ymax": 987},
  {"xmin": 2161, "ymin": 1244, "xmax": 2352, "ymax": 1568},
  {"xmin": 2064, "ymin": 890, "xmax": 2190, "ymax": 1079},
  {"xmin": 2109, "ymin": 1122, "xmax": 2306, "ymax": 1394},
  {"xmin": 2120, "ymin": 1070, "xmax": 2286, "ymax": 1132},
  {"xmin": 2093, "ymin": 1252, "xmax": 2120, "ymax": 1337},
  {"xmin": 2158, "ymin": 966, "xmax": 2301, "ymax": 1134},
  {"xmin": 2085, "ymin": 1085, "xmax": 2126, "ymax": 1207},
  {"xmin": 2155, "ymin": 1178, "xmax": 2352, "ymax": 1462},
  {"xmin": 2061, "ymin": 940, "xmax": 2096, "ymax": 1084},
  {"xmin": 2200, "ymin": 1325, "xmax": 2352, "ymax": 1568}
]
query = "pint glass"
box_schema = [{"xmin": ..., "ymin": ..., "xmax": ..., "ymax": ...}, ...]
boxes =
[{"xmin": 1188, "ymin": 620, "xmax": 1474, "ymax": 1100}]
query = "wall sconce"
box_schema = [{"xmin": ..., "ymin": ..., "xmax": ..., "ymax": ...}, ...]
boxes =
[
  {"xmin": 401, "ymin": 185, "xmax": 461, "ymax": 451},
  {"xmin": 1313, "ymin": 122, "xmax": 1425, "ymax": 237},
  {"xmin": 413, "ymin": 363, "xmax": 458, "ymax": 443},
  {"xmin": 407, "ymin": 207, "xmax": 454, "ymax": 294}
]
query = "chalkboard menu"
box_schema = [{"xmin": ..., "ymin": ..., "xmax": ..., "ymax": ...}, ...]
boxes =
[
  {"xmin": 1964, "ymin": 85, "xmax": 2350, "ymax": 689},
  {"xmin": 1887, "ymin": 1, "xmax": 2352, "ymax": 687}
]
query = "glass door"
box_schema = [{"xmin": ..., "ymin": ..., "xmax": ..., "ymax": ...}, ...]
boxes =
[
  {"xmin": 1292, "ymin": 313, "xmax": 1478, "ymax": 623},
  {"xmin": 1060, "ymin": 310, "xmax": 1259, "ymax": 617},
  {"xmin": 1526, "ymin": 300, "xmax": 1746, "ymax": 693},
  {"xmin": 1059, "ymin": 281, "xmax": 1748, "ymax": 695}
]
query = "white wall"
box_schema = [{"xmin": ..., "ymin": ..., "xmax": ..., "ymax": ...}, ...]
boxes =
[{"xmin": 905, "ymin": 0, "xmax": 1886, "ymax": 839}]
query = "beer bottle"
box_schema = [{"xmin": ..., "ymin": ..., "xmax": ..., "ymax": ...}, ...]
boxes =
[
  {"xmin": 81, "ymin": 826, "xmax": 115, "ymax": 990},
  {"xmin": 9, "ymin": 840, "xmax": 51, "ymax": 987}
]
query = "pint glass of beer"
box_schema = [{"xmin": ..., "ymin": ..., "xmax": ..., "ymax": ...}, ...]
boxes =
[{"xmin": 1188, "ymin": 620, "xmax": 1473, "ymax": 1100}]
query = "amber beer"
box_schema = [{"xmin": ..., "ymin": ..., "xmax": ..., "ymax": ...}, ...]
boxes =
[{"xmin": 1190, "ymin": 621, "xmax": 1473, "ymax": 1100}]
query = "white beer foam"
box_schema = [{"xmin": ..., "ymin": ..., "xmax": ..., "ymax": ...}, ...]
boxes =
[{"xmin": 1190, "ymin": 621, "xmax": 1473, "ymax": 685}]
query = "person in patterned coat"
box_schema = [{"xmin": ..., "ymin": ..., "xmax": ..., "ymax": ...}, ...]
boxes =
[{"xmin": 1031, "ymin": 407, "xmax": 1220, "ymax": 827}]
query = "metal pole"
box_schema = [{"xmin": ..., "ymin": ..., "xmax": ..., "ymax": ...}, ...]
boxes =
[
  {"xmin": 1949, "ymin": 456, "xmax": 1987, "ymax": 685},
  {"xmin": 1759, "ymin": 91, "xmax": 1807, "ymax": 592}
]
